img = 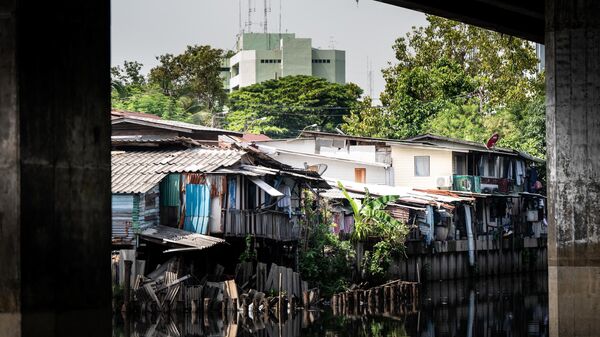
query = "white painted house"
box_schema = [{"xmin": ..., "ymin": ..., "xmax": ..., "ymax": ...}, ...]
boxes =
[{"xmin": 254, "ymin": 131, "xmax": 543, "ymax": 192}]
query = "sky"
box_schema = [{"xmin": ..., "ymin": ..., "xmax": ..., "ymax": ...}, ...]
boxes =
[{"xmin": 111, "ymin": 0, "xmax": 426, "ymax": 102}]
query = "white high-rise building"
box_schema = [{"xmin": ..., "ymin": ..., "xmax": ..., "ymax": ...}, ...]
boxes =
[{"xmin": 223, "ymin": 33, "xmax": 345, "ymax": 91}]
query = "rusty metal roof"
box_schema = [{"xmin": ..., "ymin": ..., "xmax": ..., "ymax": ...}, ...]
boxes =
[
  {"xmin": 112, "ymin": 115, "xmax": 243, "ymax": 135},
  {"xmin": 139, "ymin": 225, "xmax": 225, "ymax": 251},
  {"xmin": 111, "ymin": 147, "xmax": 246, "ymax": 193}
]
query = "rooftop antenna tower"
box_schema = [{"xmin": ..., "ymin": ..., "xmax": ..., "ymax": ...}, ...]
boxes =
[
  {"xmin": 367, "ymin": 57, "xmax": 373, "ymax": 97},
  {"xmin": 263, "ymin": 0, "xmax": 271, "ymax": 33},
  {"xmin": 246, "ymin": 0, "xmax": 255, "ymax": 33},
  {"xmin": 278, "ymin": 0, "xmax": 282, "ymax": 40},
  {"xmin": 238, "ymin": 0, "xmax": 242, "ymax": 33}
]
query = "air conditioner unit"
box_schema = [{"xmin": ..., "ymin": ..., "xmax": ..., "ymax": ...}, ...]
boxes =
[
  {"xmin": 436, "ymin": 176, "xmax": 452, "ymax": 189},
  {"xmin": 481, "ymin": 183, "xmax": 499, "ymax": 194},
  {"xmin": 453, "ymin": 175, "xmax": 482, "ymax": 192}
]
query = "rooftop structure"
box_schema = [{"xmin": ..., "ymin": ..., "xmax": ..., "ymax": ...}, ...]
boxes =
[{"xmin": 223, "ymin": 33, "xmax": 345, "ymax": 91}]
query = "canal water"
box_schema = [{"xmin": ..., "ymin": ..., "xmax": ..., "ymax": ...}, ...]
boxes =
[{"xmin": 113, "ymin": 272, "xmax": 548, "ymax": 337}]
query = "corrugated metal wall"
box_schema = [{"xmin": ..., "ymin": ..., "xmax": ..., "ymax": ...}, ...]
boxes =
[
  {"xmin": 112, "ymin": 194, "xmax": 136, "ymax": 245},
  {"xmin": 160, "ymin": 173, "xmax": 180, "ymax": 207},
  {"xmin": 142, "ymin": 184, "xmax": 160, "ymax": 227}
]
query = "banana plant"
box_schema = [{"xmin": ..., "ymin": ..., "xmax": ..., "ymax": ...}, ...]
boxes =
[{"xmin": 337, "ymin": 181, "xmax": 408, "ymax": 243}]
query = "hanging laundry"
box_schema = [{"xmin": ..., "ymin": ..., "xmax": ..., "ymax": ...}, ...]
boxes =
[
  {"xmin": 425, "ymin": 205, "xmax": 434, "ymax": 245},
  {"xmin": 515, "ymin": 160, "xmax": 525, "ymax": 186},
  {"xmin": 528, "ymin": 167, "xmax": 538, "ymax": 192},
  {"xmin": 277, "ymin": 184, "xmax": 292, "ymax": 217}
]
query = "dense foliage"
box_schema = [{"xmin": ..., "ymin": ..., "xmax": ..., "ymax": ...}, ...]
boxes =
[
  {"xmin": 299, "ymin": 191, "xmax": 355, "ymax": 296},
  {"xmin": 342, "ymin": 15, "xmax": 546, "ymax": 159},
  {"xmin": 339, "ymin": 183, "xmax": 409, "ymax": 283},
  {"xmin": 225, "ymin": 76, "xmax": 363, "ymax": 138},
  {"xmin": 111, "ymin": 45, "xmax": 228, "ymax": 125}
]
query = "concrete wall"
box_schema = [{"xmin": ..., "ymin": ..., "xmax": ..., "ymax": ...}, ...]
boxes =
[
  {"xmin": 546, "ymin": 1, "xmax": 600, "ymax": 335},
  {"xmin": 255, "ymin": 50, "xmax": 283, "ymax": 83},
  {"xmin": 270, "ymin": 152, "xmax": 389, "ymax": 185},
  {"xmin": 311, "ymin": 49, "xmax": 345, "ymax": 84},
  {"xmin": 230, "ymin": 50, "xmax": 257, "ymax": 90},
  {"xmin": 0, "ymin": 2, "xmax": 20, "ymax": 335},
  {"xmin": 259, "ymin": 139, "xmax": 316, "ymax": 153},
  {"xmin": 391, "ymin": 145, "xmax": 453, "ymax": 188},
  {"xmin": 281, "ymin": 38, "xmax": 312, "ymax": 77},
  {"xmin": 238, "ymin": 32, "xmax": 295, "ymax": 51}
]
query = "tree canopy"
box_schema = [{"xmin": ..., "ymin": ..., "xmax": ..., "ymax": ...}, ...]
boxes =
[
  {"xmin": 225, "ymin": 75, "xmax": 362, "ymax": 138},
  {"xmin": 111, "ymin": 45, "xmax": 228, "ymax": 125},
  {"xmin": 342, "ymin": 15, "xmax": 545, "ymax": 158}
]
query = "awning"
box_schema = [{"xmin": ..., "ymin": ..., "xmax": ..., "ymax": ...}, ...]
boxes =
[
  {"xmin": 249, "ymin": 177, "xmax": 284, "ymax": 197},
  {"xmin": 138, "ymin": 225, "xmax": 225, "ymax": 252}
]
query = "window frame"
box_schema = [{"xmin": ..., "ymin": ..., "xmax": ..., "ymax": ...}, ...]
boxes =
[{"xmin": 414, "ymin": 156, "xmax": 431, "ymax": 177}]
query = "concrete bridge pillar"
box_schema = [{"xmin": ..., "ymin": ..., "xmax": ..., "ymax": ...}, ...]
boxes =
[
  {"xmin": 546, "ymin": 0, "xmax": 600, "ymax": 335},
  {"xmin": 0, "ymin": 1, "xmax": 111, "ymax": 336}
]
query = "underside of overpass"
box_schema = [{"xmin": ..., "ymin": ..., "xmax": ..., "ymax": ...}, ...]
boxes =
[
  {"xmin": 0, "ymin": 0, "xmax": 598, "ymax": 336},
  {"xmin": 378, "ymin": 1, "xmax": 600, "ymax": 336},
  {"xmin": 377, "ymin": 0, "xmax": 544, "ymax": 43}
]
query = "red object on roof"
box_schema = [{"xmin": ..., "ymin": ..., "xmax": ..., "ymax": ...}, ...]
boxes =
[
  {"xmin": 242, "ymin": 133, "xmax": 272, "ymax": 142},
  {"xmin": 111, "ymin": 109, "xmax": 161, "ymax": 120},
  {"xmin": 485, "ymin": 133, "xmax": 500, "ymax": 149}
]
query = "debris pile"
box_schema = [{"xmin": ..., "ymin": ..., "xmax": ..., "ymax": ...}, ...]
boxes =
[{"xmin": 128, "ymin": 258, "xmax": 320, "ymax": 319}]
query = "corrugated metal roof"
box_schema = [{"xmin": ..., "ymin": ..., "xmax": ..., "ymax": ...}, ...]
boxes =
[
  {"xmin": 112, "ymin": 115, "xmax": 243, "ymax": 135},
  {"xmin": 139, "ymin": 224, "xmax": 225, "ymax": 251},
  {"xmin": 320, "ymin": 188, "xmax": 365, "ymax": 200},
  {"xmin": 111, "ymin": 147, "xmax": 246, "ymax": 193}
]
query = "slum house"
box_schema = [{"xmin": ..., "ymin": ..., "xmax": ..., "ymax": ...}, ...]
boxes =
[
  {"xmin": 111, "ymin": 139, "xmax": 327, "ymax": 275},
  {"xmin": 323, "ymin": 168, "xmax": 547, "ymax": 281},
  {"xmin": 323, "ymin": 135, "xmax": 547, "ymax": 280},
  {"xmin": 402, "ymin": 134, "xmax": 547, "ymax": 242},
  {"xmin": 254, "ymin": 130, "xmax": 449, "ymax": 186},
  {"xmin": 256, "ymin": 131, "xmax": 547, "ymax": 244},
  {"xmin": 111, "ymin": 109, "xmax": 243, "ymax": 145}
]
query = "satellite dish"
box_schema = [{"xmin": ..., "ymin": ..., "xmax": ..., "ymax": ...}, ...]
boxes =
[
  {"xmin": 316, "ymin": 163, "xmax": 328, "ymax": 175},
  {"xmin": 486, "ymin": 133, "xmax": 500, "ymax": 149}
]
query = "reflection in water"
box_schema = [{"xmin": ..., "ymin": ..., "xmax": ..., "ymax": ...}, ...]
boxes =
[{"xmin": 113, "ymin": 273, "xmax": 548, "ymax": 337}]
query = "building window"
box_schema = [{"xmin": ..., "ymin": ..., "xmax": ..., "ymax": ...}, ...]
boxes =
[
  {"xmin": 453, "ymin": 154, "xmax": 467, "ymax": 175},
  {"xmin": 260, "ymin": 59, "xmax": 281, "ymax": 64},
  {"xmin": 414, "ymin": 156, "xmax": 430, "ymax": 177},
  {"xmin": 355, "ymin": 168, "xmax": 366, "ymax": 183}
]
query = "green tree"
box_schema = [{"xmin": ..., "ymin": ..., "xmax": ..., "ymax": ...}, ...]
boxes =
[
  {"xmin": 225, "ymin": 75, "xmax": 362, "ymax": 138},
  {"xmin": 111, "ymin": 84, "xmax": 188, "ymax": 121},
  {"xmin": 343, "ymin": 15, "xmax": 546, "ymax": 158},
  {"xmin": 111, "ymin": 60, "xmax": 146, "ymax": 91},
  {"xmin": 384, "ymin": 15, "xmax": 541, "ymax": 109},
  {"xmin": 111, "ymin": 45, "xmax": 229, "ymax": 125},
  {"xmin": 344, "ymin": 58, "xmax": 475, "ymax": 139},
  {"xmin": 149, "ymin": 45, "xmax": 228, "ymax": 118}
]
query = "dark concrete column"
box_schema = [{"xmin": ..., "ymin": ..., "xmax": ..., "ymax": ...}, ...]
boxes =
[
  {"xmin": 546, "ymin": 0, "xmax": 600, "ymax": 336},
  {"xmin": 0, "ymin": 0, "xmax": 21, "ymax": 336},
  {"xmin": 0, "ymin": 1, "xmax": 111, "ymax": 336}
]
